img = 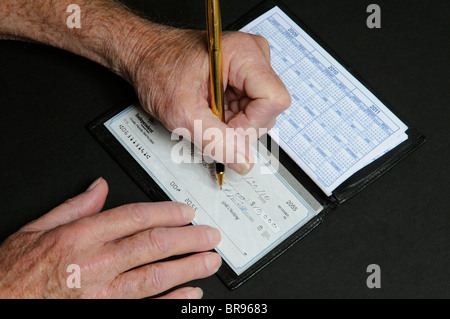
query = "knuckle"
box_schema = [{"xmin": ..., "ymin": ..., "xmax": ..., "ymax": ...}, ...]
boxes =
[
  {"xmin": 189, "ymin": 226, "xmax": 208, "ymax": 249},
  {"xmin": 277, "ymin": 91, "xmax": 292, "ymax": 109},
  {"xmin": 64, "ymin": 197, "xmax": 76, "ymax": 206},
  {"xmin": 254, "ymin": 34, "xmax": 270, "ymax": 49},
  {"xmin": 55, "ymin": 225, "xmax": 81, "ymax": 248},
  {"xmin": 225, "ymin": 32, "xmax": 273, "ymax": 68},
  {"xmin": 251, "ymin": 34, "xmax": 271, "ymax": 59},
  {"xmin": 51, "ymin": 224, "xmax": 73, "ymax": 242},
  {"xmin": 227, "ymin": 32, "xmax": 269, "ymax": 53},
  {"xmin": 127, "ymin": 203, "xmax": 150, "ymax": 226},
  {"xmin": 62, "ymin": 197, "xmax": 81, "ymax": 217},
  {"xmin": 269, "ymin": 87, "xmax": 292, "ymax": 112},
  {"xmin": 147, "ymin": 263, "xmax": 167, "ymax": 292},
  {"xmin": 147, "ymin": 228, "xmax": 172, "ymax": 255},
  {"xmin": 37, "ymin": 227, "xmax": 75, "ymax": 259},
  {"xmin": 225, "ymin": 31, "xmax": 246, "ymax": 43}
]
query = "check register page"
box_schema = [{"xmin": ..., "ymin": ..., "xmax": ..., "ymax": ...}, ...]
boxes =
[
  {"xmin": 241, "ymin": 6, "xmax": 408, "ymax": 195},
  {"xmin": 104, "ymin": 6, "xmax": 407, "ymax": 275}
]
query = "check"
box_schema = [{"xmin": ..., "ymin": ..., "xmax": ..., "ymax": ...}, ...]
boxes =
[{"xmin": 104, "ymin": 105, "xmax": 322, "ymax": 275}]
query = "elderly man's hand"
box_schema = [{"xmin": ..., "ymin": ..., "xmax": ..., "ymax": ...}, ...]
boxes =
[
  {"xmin": 125, "ymin": 27, "xmax": 291, "ymax": 174},
  {"xmin": 0, "ymin": 0, "xmax": 290, "ymax": 299},
  {"xmin": 0, "ymin": 178, "xmax": 222, "ymax": 299}
]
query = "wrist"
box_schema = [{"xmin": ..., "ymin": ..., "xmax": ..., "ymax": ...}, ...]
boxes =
[
  {"xmin": 110, "ymin": 18, "xmax": 173, "ymax": 83},
  {"xmin": 119, "ymin": 24, "xmax": 209, "ymax": 117}
]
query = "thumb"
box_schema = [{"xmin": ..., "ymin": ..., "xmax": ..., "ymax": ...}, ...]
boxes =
[{"xmin": 22, "ymin": 178, "xmax": 109, "ymax": 232}]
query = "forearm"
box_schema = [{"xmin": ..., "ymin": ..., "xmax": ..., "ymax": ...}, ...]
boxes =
[
  {"xmin": 0, "ymin": 0, "xmax": 167, "ymax": 81},
  {"xmin": 1, "ymin": 0, "xmax": 290, "ymax": 178}
]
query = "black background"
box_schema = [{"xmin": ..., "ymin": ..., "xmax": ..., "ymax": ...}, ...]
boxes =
[{"xmin": 0, "ymin": 0, "xmax": 449, "ymax": 298}]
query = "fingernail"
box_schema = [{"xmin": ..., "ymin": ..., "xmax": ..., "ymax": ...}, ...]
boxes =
[
  {"xmin": 187, "ymin": 287, "xmax": 204, "ymax": 299},
  {"xmin": 227, "ymin": 154, "xmax": 252, "ymax": 175},
  {"xmin": 86, "ymin": 177, "xmax": 102, "ymax": 192},
  {"xmin": 206, "ymin": 227, "xmax": 222, "ymax": 245},
  {"xmin": 205, "ymin": 253, "xmax": 222, "ymax": 272},
  {"xmin": 178, "ymin": 202, "xmax": 195, "ymax": 221}
]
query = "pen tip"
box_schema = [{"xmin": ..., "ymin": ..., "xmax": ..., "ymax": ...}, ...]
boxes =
[{"xmin": 216, "ymin": 171, "xmax": 225, "ymax": 189}]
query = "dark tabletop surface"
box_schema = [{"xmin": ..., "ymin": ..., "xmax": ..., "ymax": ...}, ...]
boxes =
[{"xmin": 0, "ymin": 0, "xmax": 449, "ymax": 298}]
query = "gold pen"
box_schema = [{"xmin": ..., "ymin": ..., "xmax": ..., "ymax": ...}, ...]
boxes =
[{"xmin": 206, "ymin": 0, "xmax": 225, "ymax": 189}]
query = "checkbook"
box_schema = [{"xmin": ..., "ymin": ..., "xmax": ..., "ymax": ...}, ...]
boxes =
[{"xmin": 89, "ymin": 1, "xmax": 425, "ymax": 289}]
